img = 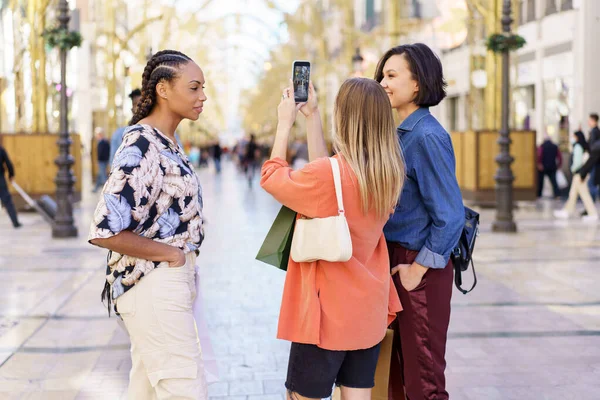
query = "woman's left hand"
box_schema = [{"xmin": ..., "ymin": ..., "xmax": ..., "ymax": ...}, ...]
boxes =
[
  {"xmin": 277, "ymin": 81, "xmax": 302, "ymax": 131},
  {"xmin": 392, "ymin": 262, "xmax": 428, "ymax": 292}
]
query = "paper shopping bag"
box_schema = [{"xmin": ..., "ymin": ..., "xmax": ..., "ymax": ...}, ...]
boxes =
[
  {"xmin": 256, "ymin": 206, "xmax": 297, "ymax": 271},
  {"xmin": 372, "ymin": 328, "xmax": 395, "ymax": 399}
]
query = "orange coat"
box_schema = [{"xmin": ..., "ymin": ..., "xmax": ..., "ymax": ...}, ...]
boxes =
[{"xmin": 261, "ymin": 156, "xmax": 402, "ymax": 351}]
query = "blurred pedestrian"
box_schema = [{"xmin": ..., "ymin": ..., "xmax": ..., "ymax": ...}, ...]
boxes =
[
  {"xmin": 537, "ymin": 134, "xmax": 562, "ymax": 198},
  {"xmin": 261, "ymin": 78, "xmax": 403, "ymax": 400},
  {"xmin": 555, "ymin": 131, "xmax": 598, "ymax": 221},
  {"xmin": 376, "ymin": 43, "xmax": 464, "ymax": 400},
  {"xmin": 93, "ymin": 128, "xmax": 110, "ymax": 193},
  {"xmin": 88, "ymin": 50, "xmax": 209, "ymax": 399},
  {"xmin": 291, "ymin": 138, "xmax": 309, "ymax": 170},
  {"xmin": 244, "ymin": 134, "xmax": 258, "ymax": 187},
  {"xmin": 586, "ymin": 113, "xmax": 600, "ymax": 203},
  {"xmin": 109, "ymin": 89, "xmax": 142, "ymax": 165},
  {"xmin": 0, "ymin": 144, "xmax": 21, "ymax": 228},
  {"xmin": 189, "ymin": 144, "xmax": 201, "ymax": 167},
  {"xmin": 212, "ymin": 141, "xmax": 222, "ymax": 173}
]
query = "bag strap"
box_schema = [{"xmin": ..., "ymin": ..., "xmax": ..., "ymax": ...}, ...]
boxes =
[
  {"xmin": 329, "ymin": 158, "xmax": 345, "ymax": 215},
  {"xmin": 455, "ymin": 259, "xmax": 477, "ymax": 295}
]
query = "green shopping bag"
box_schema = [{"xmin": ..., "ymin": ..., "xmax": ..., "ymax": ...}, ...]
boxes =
[{"xmin": 256, "ymin": 206, "xmax": 297, "ymax": 271}]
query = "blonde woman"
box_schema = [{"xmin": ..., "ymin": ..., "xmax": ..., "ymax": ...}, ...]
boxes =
[{"xmin": 260, "ymin": 78, "xmax": 404, "ymax": 400}]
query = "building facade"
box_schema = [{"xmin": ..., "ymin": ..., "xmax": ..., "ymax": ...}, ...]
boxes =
[{"xmin": 351, "ymin": 0, "xmax": 599, "ymax": 149}]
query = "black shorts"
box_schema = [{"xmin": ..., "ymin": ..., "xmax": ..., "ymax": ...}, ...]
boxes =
[{"xmin": 285, "ymin": 341, "xmax": 381, "ymax": 399}]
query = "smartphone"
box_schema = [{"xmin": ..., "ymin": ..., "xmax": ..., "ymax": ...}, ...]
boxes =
[{"xmin": 292, "ymin": 60, "xmax": 311, "ymax": 103}]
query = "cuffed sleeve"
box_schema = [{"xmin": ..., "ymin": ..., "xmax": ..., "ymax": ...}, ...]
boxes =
[
  {"xmin": 415, "ymin": 245, "xmax": 447, "ymax": 269},
  {"xmin": 414, "ymin": 133, "xmax": 464, "ymax": 268},
  {"xmin": 260, "ymin": 157, "xmax": 323, "ymax": 218}
]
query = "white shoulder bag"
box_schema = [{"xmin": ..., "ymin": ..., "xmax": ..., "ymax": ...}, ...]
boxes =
[{"xmin": 290, "ymin": 158, "xmax": 353, "ymax": 263}]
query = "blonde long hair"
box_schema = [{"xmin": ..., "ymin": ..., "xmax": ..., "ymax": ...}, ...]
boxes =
[{"xmin": 333, "ymin": 78, "xmax": 405, "ymax": 219}]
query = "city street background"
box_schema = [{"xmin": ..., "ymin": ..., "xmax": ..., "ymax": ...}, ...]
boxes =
[
  {"xmin": 2, "ymin": 0, "xmax": 600, "ymax": 399},
  {"xmin": 1, "ymin": 160, "xmax": 599, "ymax": 399}
]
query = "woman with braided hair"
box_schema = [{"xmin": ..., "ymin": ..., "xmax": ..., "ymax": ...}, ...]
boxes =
[{"xmin": 88, "ymin": 50, "xmax": 209, "ymax": 399}]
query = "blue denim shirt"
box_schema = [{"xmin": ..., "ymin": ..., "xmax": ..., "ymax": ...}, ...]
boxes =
[{"xmin": 384, "ymin": 108, "xmax": 464, "ymax": 269}]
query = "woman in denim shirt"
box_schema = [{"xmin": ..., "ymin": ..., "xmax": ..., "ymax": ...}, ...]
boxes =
[{"xmin": 375, "ymin": 43, "xmax": 464, "ymax": 400}]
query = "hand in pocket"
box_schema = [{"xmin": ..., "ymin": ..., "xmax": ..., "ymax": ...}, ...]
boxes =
[
  {"xmin": 167, "ymin": 248, "xmax": 186, "ymax": 268},
  {"xmin": 392, "ymin": 262, "xmax": 427, "ymax": 292}
]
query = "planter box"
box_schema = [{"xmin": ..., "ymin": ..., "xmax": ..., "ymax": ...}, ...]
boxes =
[
  {"xmin": 450, "ymin": 130, "xmax": 537, "ymax": 206},
  {"xmin": 0, "ymin": 133, "xmax": 82, "ymax": 210}
]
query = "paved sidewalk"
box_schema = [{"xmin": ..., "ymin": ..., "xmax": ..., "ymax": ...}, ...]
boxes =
[{"xmin": 0, "ymin": 161, "xmax": 599, "ymax": 400}]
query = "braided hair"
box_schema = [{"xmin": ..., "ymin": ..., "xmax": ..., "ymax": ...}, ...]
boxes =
[{"xmin": 130, "ymin": 50, "xmax": 192, "ymax": 125}]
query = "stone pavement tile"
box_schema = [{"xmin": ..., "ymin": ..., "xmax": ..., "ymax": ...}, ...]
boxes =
[
  {"xmin": 263, "ymin": 378, "xmax": 285, "ymax": 394},
  {"xmin": 0, "ymin": 378, "xmax": 30, "ymax": 393},
  {"xmin": 248, "ymin": 395, "xmax": 284, "ymax": 400},
  {"xmin": 76, "ymin": 387, "xmax": 128, "ymax": 400},
  {"xmin": 15, "ymin": 391, "xmax": 78, "ymax": 400},
  {"xmin": 57, "ymin": 270, "xmax": 115, "ymax": 317},
  {"xmin": 0, "ymin": 253, "xmax": 104, "ymax": 271},
  {"xmin": 463, "ymin": 386, "xmax": 505, "ymax": 400},
  {"xmin": 208, "ymin": 381, "xmax": 229, "ymax": 397},
  {"xmin": 209, "ymin": 396, "xmax": 246, "ymax": 400},
  {"xmin": 24, "ymin": 319, "xmax": 123, "ymax": 348},
  {"xmin": 450, "ymin": 305, "xmax": 584, "ymax": 334},
  {"xmin": 0, "ymin": 351, "xmax": 101, "ymax": 389},
  {"xmin": 0, "ymin": 353, "xmax": 11, "ymax": 367},
  {"xmin": 229, "ymin": 380, "xmax": 263, "ymax": 396},
  {"xmin": 254, "ymin": 370, "xmax": 288, "ymax": 381},
  {"xmin": 0, "ymin": 271, "xmax": 78, "ymax": 316},
  {"xmin": 548, "ymin": 305, "xmax": 600, "ymax": 330},
  {"xmin": 28, "ymin": 271, "xmax": 97, "ymax": 316},
  {"xmin": 243, "ymin": 353, "xmax": 275, "ymax": 369},
  {"xmin": 222, "ymin": 366, "xmax": 254, "ymax": 382},
  {"xmin": 0, "ymin": 318, "xmax": 45, "ymax": 348}
]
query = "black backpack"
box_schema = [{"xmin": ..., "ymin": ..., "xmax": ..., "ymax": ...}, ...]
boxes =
[{"xmin": 450, "ymin": 207, "xmax": 479, "ymax": 294}]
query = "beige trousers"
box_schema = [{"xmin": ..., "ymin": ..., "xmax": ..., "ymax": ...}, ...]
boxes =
[
  {"xmin": 564, "ymin": 175, "xmax": 598, "ymax": 217},
  {"xmin": 116, "ymin": 253, "xmax": 208, "ymax": 400}
]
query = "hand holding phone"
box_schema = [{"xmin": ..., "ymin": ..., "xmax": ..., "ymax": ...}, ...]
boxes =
[
  {"xmin": 292, "ymin": 61, "xmax": 311, "ymax": 103},
  {"xmin": 277, "ymin": 81, "xmax": 301, "ymax": 130},
  {"xmin": 299, "ymin": 81, "xmax": 318, "ymax": 118}
]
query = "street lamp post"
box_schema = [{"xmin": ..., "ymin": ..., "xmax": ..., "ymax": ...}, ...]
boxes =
[
  {"xmin": 351, "ymin": 47, "xmax": 364, "ymax": 77},
  {"xmin": 492, "ymin": 0, "xmax": 517, "ymax": 233},
  {"xmin": 52, "ymin": 0, "xmax": 78, "ymax": 238}
]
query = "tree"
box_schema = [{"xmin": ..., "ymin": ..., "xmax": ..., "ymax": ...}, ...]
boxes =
[{"xmin": 9, "ymin": 0, "xmax": 53, "ymax": 133}]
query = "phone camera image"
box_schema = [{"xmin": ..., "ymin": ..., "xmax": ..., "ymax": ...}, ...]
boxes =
[{"xmin": 293, "ymin": 65, "xmax": 310, "ymax": 102}]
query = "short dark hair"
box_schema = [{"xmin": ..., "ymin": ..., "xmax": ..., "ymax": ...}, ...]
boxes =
[
  {"xmin": 374, "ymin": 43, "xmax": 447, "ymax": 107},
  {"xmin": 129, "ymin": 88, "xmax": 142, "ymax": 99},
  {"xmin": 590, "ymin": 113, "xmax": 599, "ymax": 123}
]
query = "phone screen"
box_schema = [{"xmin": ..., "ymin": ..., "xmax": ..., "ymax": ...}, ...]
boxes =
[{"xmin": 293, "ymin": 62, "xmax": 310, "ymax": 103}]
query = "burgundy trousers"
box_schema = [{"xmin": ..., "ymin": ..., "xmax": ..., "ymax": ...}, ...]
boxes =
[{"xmin": 387, "ymin": 242, "xmax": 453, "ymax": 400}]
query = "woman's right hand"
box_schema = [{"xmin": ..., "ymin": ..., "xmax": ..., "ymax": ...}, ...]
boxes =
[
  {"xmin": 277, "ymin": 82, "xmax": 301, "ymax": 131},
  {"xmin": 167, "ymin": 247, "xmax": 186, "ymax": 268},
  {"xmin": 299, "ymin": 81, "xmax": 318, "ymax": 118}
]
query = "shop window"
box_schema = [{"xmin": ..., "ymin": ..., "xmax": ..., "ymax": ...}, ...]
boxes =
[
  {"xmin": 527, "ymin": 0, "xmax": 536, "ymax": 22},
  {"xmin": 513, "ymin": 85, "xmax": 535, "ymax": 130},
  {"xmin": 560, "ymin": 0, "xmax": 573, "ymax": 11},
  {"xmin": 545, "ymin": 0, "xmax": 558, "ymax": 16},
  {"xmin": 518, "ymin": 0, "xmax": 526, "ymax": 25},
  {"xmin": 364, "ymin": 0, "xmax": 377, "ymax": 30}
]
